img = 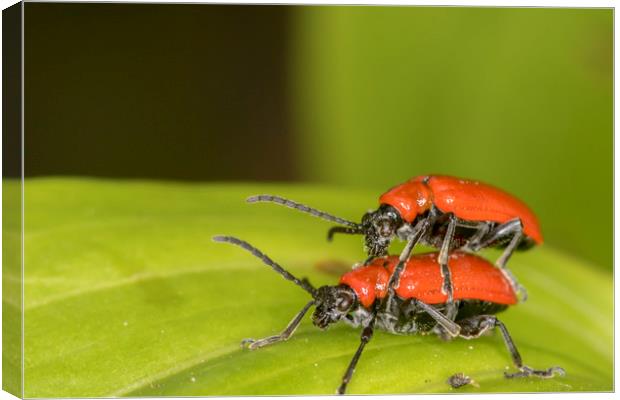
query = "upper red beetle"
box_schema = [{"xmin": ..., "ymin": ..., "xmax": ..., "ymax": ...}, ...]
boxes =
[{"xmin": 247, "ymin": 175, "xmax": 541, "ymax": 306}]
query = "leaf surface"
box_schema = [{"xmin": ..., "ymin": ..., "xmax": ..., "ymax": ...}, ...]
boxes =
[{"xmin": 15, "ymin": 179, "xmax": 612, "ymax": 396}]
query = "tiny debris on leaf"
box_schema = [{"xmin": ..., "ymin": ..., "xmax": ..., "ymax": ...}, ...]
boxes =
[{"xmin": 447, "ymin": 373, "xmax": 479, "ymax": 389}]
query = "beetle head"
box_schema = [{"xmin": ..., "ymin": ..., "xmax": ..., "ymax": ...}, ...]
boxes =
[
  {"xmin": 360, "ymin": 205, "xmax": 403, "ymax": 257},
  {"xmin": 312, "ymin": 285, "xmax": 357, "ymax": 329}
]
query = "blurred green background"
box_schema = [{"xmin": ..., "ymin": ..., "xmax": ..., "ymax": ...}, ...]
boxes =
[
  {"xmin": 292, "ymin": 7, "xmax": 612, "ymax": 269},
  {"xmin": 21, "ymin": 5, "xmax": 612, "ymax": 268}
]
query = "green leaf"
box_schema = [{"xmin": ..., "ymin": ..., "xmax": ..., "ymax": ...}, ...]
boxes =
[{"xmin": 13, "ymin": 178, "xmax": 612, "ymax": 396}]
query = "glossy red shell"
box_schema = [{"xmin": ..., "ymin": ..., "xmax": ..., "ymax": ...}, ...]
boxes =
[
  {"xmin": 379, "ymin": 175, "xmax": 543, "ymax": 244},
  {"xmin": 378, "ymin": 180, "xmax": 432, "ymax": 222},
  {"xmin": 339, "ymin": 252, "xmax": 517, "ymax": 308}
]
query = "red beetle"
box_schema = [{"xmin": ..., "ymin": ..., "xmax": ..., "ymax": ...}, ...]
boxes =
[
  {"xmin": 248, "ymin": 175, "xmax": 540, "ymax": 305},
  {"xmin": 340, "ymin": 251, "xmax": 518, "ymax": 309},
  {"xmin": 213, "ymin": 235, "xmax": 564, "ymax": 395}
]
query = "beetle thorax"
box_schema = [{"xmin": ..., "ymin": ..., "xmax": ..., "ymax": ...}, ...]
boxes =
[{"xmin": 378, "ymin": 179, "xmax": 433, "ymax": 222}]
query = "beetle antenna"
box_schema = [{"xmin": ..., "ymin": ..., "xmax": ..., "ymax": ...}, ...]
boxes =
[
  {"xmin": 247, "ymin": 195, "xmax": 360, "ymax": 228},
  {"xmin": 327, "ymin": 226, "xmax": 364, "ymax": 241},
  {"xmin": 213, "ymin": 235, "xmax": 317, "ymax": 297}
]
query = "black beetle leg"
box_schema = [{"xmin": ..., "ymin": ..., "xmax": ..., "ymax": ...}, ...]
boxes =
[
  {"xmin": 438, "ymin": 213, "xmax": 457, "ymax": 319},
  {"xmin": 416, "ymin": 299, "xmax": 461, "ymax": 337},
  {"xmin": 494, "ymin": 222, "xmax": 523, "ymax": 269},
  {"xmin": 469, "ymin": 219, "xmax": 528, "ymax": 301},
  {"xmin": 241, "ymin": 300, "xmax": 314, "ymax": 350},
  {"xmin": 337, "ymin": 310, "xmax": 377, "ymax": 395},
  {"xmin": 381, "ymin": 216, "xmax": 430, "ymax": 313},
  {"xmin": 460, "ymin": 221, "xmax": 491, "ymax": 251},
  {"xmin": 456, "ymin": 315, "xmax": 565, "ymax": 379}
]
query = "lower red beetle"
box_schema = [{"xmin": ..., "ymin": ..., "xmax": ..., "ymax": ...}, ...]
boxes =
[
  {"xmin": 213, "ymin": 235, "xmax": 564, "ymax": 395},
  {"xmin": 247, "ymin": 175, "xmax": 540, "ymax": 313}
]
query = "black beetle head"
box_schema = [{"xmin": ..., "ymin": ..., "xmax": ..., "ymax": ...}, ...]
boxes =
[
  {"xmin": 312, "ymin": 285, "xmax": 357, "ymax": 329},
  {"xmin": 360, "ymin": 205, "xmax": 403, "ymax": 257}
]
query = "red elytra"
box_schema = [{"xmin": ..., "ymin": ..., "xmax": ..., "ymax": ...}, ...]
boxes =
[
  {"xmin": 379, "ymin": 175, "xmax": 543, "ymax": 244},
  {"xmin": 339, "ymin": 251, "xmax": 518, "ymax": 308}
]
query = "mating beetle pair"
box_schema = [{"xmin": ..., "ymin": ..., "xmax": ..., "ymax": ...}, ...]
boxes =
[
  {"xmin": 215, "ymin": 175, "xmax": 564, "ymax": 394},
  {"xmin": 248, "ymin": 175, "xmax": 542, "ymax": 305}
]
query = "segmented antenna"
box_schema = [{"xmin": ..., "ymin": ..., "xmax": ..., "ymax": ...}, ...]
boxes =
[
  {"xmin": 213, "ymin": 235, "xmax": 317, "ymax": 296},
  {"xmin": 246, "ymin": 194, "xmax": 360, "ymax": 228},
  {"xmin": 327, "ymin": 226, "xmax": 363, "ymax": 242}
]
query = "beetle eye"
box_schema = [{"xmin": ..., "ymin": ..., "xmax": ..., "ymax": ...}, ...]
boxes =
[{"xmin": 336, "ymin": 294, "xmax": 353, "ymax": 312}]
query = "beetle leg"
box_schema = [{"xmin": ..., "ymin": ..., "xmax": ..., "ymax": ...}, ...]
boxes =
[
  {"xmin": 416, "ymin": 299, "xmax": 461, "ymax": 337},
  {"xmin": 382, "ymin": 216, "xmax": 431, "ymax": 312},
  {"xmin": 469, "ymin": 218, "xmax": 519, "ymax": 248},
  {"xmin": 460, "ymin": 222, "xmax": 492, "ymax": 251},
  {"xmin": 497, "ymin": 266, "xmax": 528, "ymax": 302},
  {"xmin": 495, "ymin": 225, "xmax": 523, "ymax": 269},
  {"xmin": 497, "ymin": 228, "xmax": 528, "ymax": 302},
  {"xmin": 337, "ymin": 310, "xmax": 377, "ymax": 394},
  {"xmin": 469, "ymin": 219, "xmax": 528, "ymax": 302},
  {"xmin": 241, "ymin": 300, "xmax": 314, "ymax": 350},
  {"xmin": 470, "ymin": 219, "xmax": 522, "ymax": 258},
  {"xmin": 456, "ymin": 315, "xmax": 565, "ymax": 379},
  {"xmin": 438, "ymin": 214, "xmax": 457, "ymax": 317}
]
